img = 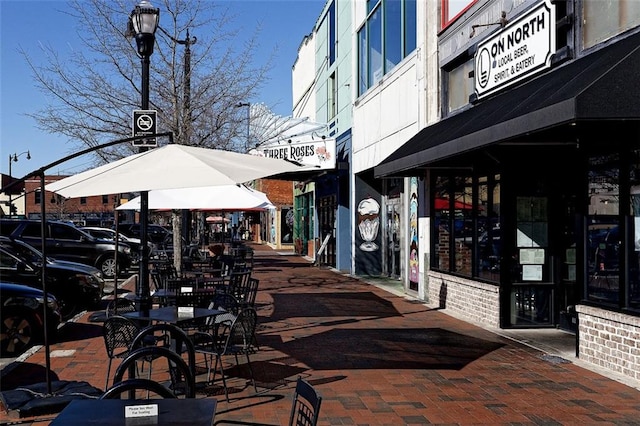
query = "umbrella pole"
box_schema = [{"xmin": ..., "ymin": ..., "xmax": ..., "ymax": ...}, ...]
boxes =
[
  {"xmin": 40, "ymin": 173, "xmax": 52, "ymax": 395},
  {"xmin": 136, "ymin": 191, "xmax": 152, "ymax": 313}
]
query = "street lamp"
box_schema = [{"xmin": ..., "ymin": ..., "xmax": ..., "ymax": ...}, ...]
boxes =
[
  {"xmin": 236, "ymin": 102, "xmax": 250, "ymax": 152},
  {"xmin": 128, "ymin": 0, "xmax": 159, "ymax": 312},
  {"xmin": 8, "ymin": 150, "xmax": 31, "ymax": 217}
]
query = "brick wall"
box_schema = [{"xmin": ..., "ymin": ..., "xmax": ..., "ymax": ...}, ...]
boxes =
[
  {"xmin": 576, "ymin": 305, "xmax": 640, "ymax": 382},
  {"xmin": 24, "ymin": 176, "xmax": 119, "ymax": 219},
  {"xmin": 425, "ymin": 271, "xmax": 501, "ymax": 328},
  {"xmin": 255, "ymin": 179, "xmax": 293, "ymax": 205}
]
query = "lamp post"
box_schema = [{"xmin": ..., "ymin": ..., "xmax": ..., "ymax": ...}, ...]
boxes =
[
  {"xmin": 129, "ymin": 0, "xmax": 159, "ymax": 312},
  {"xmin": 8, "ymin": 151, "xmax": 31, "ymax": 217},
  {"xmin": 236, "ymin": 102, "xmax": 250, "ymax": 152}
]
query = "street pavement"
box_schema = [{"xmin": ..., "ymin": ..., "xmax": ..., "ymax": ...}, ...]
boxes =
[{"xmin": 2, "ymin": 243, "xmax": 640, "ymax": 425}]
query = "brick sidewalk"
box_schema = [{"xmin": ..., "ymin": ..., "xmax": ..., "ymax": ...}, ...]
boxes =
[{"xmin": 2, "ymin": 243, "xmax": 640, "ymax": 425}]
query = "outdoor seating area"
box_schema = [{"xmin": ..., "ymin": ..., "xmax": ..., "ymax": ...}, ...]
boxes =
[
  {"xmin": 93, "ymin": 241, "xmax": 263, "ymax": 408},
  {"xmin": 4, "ymin": 242, "xmax": 640, "ymax": 426},
  {"xmin": 148, "ymin": 242, "xmax": 258, "ymax": 310}
]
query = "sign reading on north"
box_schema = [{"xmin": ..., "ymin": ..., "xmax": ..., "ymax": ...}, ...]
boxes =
[
  {"xmin": 474, "ymin": 0, "xmax": 555, "ymax": 100},
  {"xmin": 132, "ymin": 110, "xmax": 157, "ymax": 147}
]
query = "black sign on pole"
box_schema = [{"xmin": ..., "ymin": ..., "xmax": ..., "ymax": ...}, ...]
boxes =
[{"xmin": 132, "ymin": 110, "xmax": 158, "ymax": 147}]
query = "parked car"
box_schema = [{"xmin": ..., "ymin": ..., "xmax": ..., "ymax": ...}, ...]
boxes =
[
  {"xmin": 0, "ymin": 219, "xmax": 133, "ymax": 278},
  {"xmin": 0, "ymin": 236, "xmax": 105, "ymax": 319},
  {"xmin": 117, "ymin": 223, "xmax": 173, "ymax": 247},
  {"xmin": 0, "ymin": 282, "xmax": 62, "ymax": 357},
  {"xmin": 80, "ymin": 226, "xmax": 156, "ymax": 263}
]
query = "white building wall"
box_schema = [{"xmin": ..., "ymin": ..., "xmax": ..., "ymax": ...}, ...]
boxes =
[
  {"xmin": 352, "ymin": 58, "xmax": 420, "ymax": 174},
  {"xmin": 292, "ymin": 33, "xmax": 318, "ymax": 119}
]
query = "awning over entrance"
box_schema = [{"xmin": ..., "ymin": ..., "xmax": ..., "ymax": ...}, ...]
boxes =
[{"xmin": 375, "ymin": 31, "xmax": 640, "ymax": 178}]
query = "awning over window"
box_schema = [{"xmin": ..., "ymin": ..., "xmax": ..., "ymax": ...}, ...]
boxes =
[{"xmin": 375, "ymin": 31, "xmax": 640, "ymax": 178}]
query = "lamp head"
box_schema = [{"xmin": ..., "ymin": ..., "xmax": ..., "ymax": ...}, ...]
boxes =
[{"xmin": 129, "ymin": 0, "xmax": 160, "ymax": 56}]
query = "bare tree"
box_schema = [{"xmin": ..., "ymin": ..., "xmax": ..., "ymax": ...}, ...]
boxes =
[
  {"xmin": 20, "ymin": 0, "xmax": 289, "ymax": 273},
  {"xmin": 22, "ymin": 0, "xmax": 277, "ymax": 164}
]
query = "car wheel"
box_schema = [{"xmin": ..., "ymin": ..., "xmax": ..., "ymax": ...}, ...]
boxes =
[
  {"xmin": 58, "ymin": 298, "xmax": 79, "ymax": 321},
  {"xmin": 0, "ymin": 308, "xmax": 40, "ymax": 357},
  {"xmin": 98, "ymin": 256, "xmax": 118, "ymax": 279}
]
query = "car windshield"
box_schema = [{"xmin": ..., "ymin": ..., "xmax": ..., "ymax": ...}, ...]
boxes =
[
  {"xmin": 88, "ymin": 229, "xmax": 115, "ymax": 239},
  {"xmin": 4, "ymin": 240, "xmax": 49, "ymax": 266}
]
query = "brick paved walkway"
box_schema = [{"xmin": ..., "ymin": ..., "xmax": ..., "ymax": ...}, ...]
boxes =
[{"xmin": 2, "ymin": 243, "xmax": 640, "ymax": 425}]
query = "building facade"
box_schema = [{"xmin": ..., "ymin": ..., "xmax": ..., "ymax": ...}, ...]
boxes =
[
  {"xmin": 374, "ymin": 0, "xmax": 640, "ymax": 383},
  {"xmin": 291, "ymin": 0, "xmax": 353, "ymax": 271},
  {"xmin": 297, "ymin": 0, "xmax": 640, "ymax": 384}
]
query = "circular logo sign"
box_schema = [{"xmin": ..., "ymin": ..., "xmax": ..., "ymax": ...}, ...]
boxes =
[
  {"xmin": 136, "ymin": 114, "xmax": 154, "ymax": 132},
  {"xmin": 476, "ymin": 47, "xmax": 491, "ymax": 89}
]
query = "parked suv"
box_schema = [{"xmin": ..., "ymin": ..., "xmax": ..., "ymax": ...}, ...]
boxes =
[
  {"xmin": 0, "ymin": 219, "xmax": 133, "ymax": 278},
  {"xmin": 0, "ymin": 236, "xmax": 105, "ymax": 319},
  {"xmin": 80, "ymin": 226, "xmax": 156, "ymax": 264}
]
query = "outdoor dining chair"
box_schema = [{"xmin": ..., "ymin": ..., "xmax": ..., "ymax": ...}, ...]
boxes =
[
  {"xmin": 225, "ymin": 270, "xmax": 252, "ymax": 301},
  {"xmin": 130, "ymin": 323, "xmax": 197, "ymax": 387},
  {"xmin": 289, "ymin": 376, "xmax": 322, "ymax": 426},
  {"xmin": 100, "ymin": 378, "xmax": 177, "ymax": 400},
  {"xmin": 105, "ymin": 298, "xmax": 137, "ymax": 318},
  {"xmin": 113, "ymin": 345, "xmax": 196, "ymax": 399},
  {"xmin": 102, "ymin": 316, "xmax": 140, "ymax": 391},
  {"xmin": 192, "ymin": 306, "xmax": 258, "ymax": 401},
  {"xmin": 241, "ymin": 277, "xmax": 259, "ymax": 308}
]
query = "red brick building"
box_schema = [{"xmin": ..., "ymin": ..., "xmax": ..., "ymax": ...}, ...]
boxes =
[{"xmin": 23, "ymin": 175, "xmax": 123, "ymax": 226}]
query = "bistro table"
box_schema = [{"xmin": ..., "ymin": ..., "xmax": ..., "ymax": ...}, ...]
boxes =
[
  {"xmin": 49, "ymin": 398, "xmax": 216, "ymax": 425},
  {"xmin": 123, "ymin": 306, "xmax": 223, "ymax": 325}
]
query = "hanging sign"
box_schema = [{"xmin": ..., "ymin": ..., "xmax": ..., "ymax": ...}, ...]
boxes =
[
  {"xmin": 474, "ymin": 0, "xmax": 555, "ymax": 100},
  {"xmin": 261, "ymin": 138, "xmax": 336, "ymax": 170}
]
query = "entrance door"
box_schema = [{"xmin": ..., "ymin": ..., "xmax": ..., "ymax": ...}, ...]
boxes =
[
  {"xmin": 506, "ymin": 168, "xmax": 580, "ymax": 329},
  {"xmin": 386, "ymin": 199, "xmax": 401, "ymax": 278},
  {"xmin": 317, "ymin": 195, "xmax": 336, "ymax": 267},
  {"xmin": 509, "ymin": 196, "xmax": 555, "ymax": 326}
]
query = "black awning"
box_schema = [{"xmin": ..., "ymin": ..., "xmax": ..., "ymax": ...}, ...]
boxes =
[{"xmin": 375, "ymin": 31, "xmax": 640, "ymax": 178}]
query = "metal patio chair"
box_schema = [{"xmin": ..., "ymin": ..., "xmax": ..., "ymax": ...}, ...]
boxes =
[{"xmin": 289, "ymin": 376, "xmax": 322, "ymax": 426}]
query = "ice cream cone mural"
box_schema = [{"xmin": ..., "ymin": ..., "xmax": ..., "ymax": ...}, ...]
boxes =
[{"xmin": 358, "ymin": 197, "xmax": 380, "ymax": 251}]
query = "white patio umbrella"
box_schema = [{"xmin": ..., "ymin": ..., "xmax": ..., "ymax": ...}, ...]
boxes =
[
  {"xmin": 45, "ymin": 144, "xmax": 310, "ymax": 323},
  {"xmin": 45, "ymin": 144, "xmax": 309, "ymax": 197},
  {"xmin": 115, "ymin": 184, "xmax": 275, "ymax": 211}
]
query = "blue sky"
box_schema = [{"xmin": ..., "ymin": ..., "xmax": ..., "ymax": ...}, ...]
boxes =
[{"xmin": 1, "ymin": 0, "xmax": 325, "ymax": 178}]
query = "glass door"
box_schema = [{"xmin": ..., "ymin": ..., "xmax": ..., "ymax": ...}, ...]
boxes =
[{"xmin": 510, "ymin": 196, "xmax": 554, "ymax": 326}]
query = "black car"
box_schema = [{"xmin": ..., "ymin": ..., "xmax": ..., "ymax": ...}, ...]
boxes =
[
  {"xmin": 0, "ymin": 219, "xmax": 133, "ymax": 278},
  {"xmin": 117, "ymin": 223, "xmax": 173, "ymax": 247},
  {"xmin": 0, "ymin": 282, "xmax": 62, "ymax": 357},
  {"xmin": 0, "ymin": 236, "xmax": 105, "ymax": 319}
]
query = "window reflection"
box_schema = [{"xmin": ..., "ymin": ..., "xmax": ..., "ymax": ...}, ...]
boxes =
[
  {"xmin": 587, "ymin": 154, "xmax": 620, "ymax": 303},
  {"xmin": 432, "ymin": 173, "xmax": 500, "ymax": 283}
]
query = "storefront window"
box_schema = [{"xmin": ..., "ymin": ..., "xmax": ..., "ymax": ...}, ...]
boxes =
[
  {"xmin": 432, "ymin": 173, "xmax": 500, "ymax": 283},
  {"xmin": 583, "ymin": 0, "xmax": 640, "ymax": 48},
  {"xmin": 587, "ymin": 153, "xmax": 620, "ymax": 304},
  {"xmin": 629, "ymin": 151, "xmax": 640, "ymax": 309},
  {"xmin": 477, "ymin": 175, "xmax": 500, "ymax": 281},
  {"xmin": 434, "ymin": 176, "xmax": 449, "ymax": 271},
  {"xmin": 453, "ymin": 177, "xmax": 473, "ymax": 275}
]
